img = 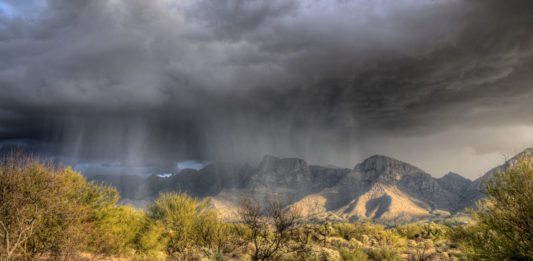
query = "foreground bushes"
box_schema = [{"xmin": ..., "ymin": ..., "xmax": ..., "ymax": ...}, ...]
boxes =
[
  {"xmin": 0, "ymin": 154, "xmax": 222, "ymax": 260},
  {"xmin": 2, "ymin": 152, "xmax": 533, "ymax": 260},
  {"xmin": 0, "ymin": 154, "xmax": 120, "ymax": 260}
]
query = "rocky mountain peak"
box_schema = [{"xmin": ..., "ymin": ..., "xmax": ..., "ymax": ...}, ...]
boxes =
[
  {"xmin": 258, "ymin": 155, "xmax": 308, "ymax": 173},
  {"xmin": 355, "ymin": 155, "xmax": 424, "ymax": 182},
  {"xmin": 358, "ymin": 155, "xmax": 418, "ymax": 170},
  {"xmin": 258, "ymin": 155, "xmax": 280, "ymax": 171},
  {"xmin": 436, "ymin": 172, "xmax": 473, "ymax": 198},
  {"xmin": 440, "ymin": 172, "xmax": 470, "ymax": 183}
]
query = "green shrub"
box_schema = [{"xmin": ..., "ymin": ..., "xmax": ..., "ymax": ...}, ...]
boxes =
[
  {"xmin": 394, "ymin": 223, "xmax": 420, "ymax": 239},
  {"xmin": 365, "ymin": 247, "xmax": 401, "ymax": 261},
  {"xmin": 340, "ymin": 247, "xmax": 369, "ymax": 261},
  {"xmin": 90, "ymin": 205, "xmax": 144, "ymax": 256},
  {"xmin": 134, "ymin": 217, "xmax": 168, "ymax": 258},
  {"xmin": 333, "ymin": 222, "xmax": 385, "ymax": 242},
  {"xmin": 148, "ymin": 192, "xmax": 223, "ymax": 255},
  {"xmin": 395, "ymin": 222, "xmax": 450, "ymax": 241}
]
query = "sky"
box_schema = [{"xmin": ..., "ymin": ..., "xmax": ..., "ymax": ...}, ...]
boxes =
[{"xmin": 1, "ymin": 0, "xmax": 533, "ymax": 179}]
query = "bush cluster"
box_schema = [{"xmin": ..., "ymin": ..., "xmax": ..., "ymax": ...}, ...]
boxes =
[{"xmin": 0, "ymin": 154, "xmax": 226, "ymax": 260}]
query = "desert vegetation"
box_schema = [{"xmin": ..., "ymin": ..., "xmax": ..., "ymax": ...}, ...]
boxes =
[
  {"xmin": 1, "ymin": 153, "xmax": 532, "ymax": 260},
  {"xmin": 451, "ymin": 154, "xmax": 533, "ymax": 260}
]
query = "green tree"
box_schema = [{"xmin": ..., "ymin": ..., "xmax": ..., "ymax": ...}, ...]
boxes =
[
  {"xmin": 26, "ymin": 167, "xmax": 119, "ymax": 259},
  {"xmin": 454, "ymin": 155, "xmax": 533, "ymax": 260},
  {"xmin": 0, "ymin": 154, "xmax": 112, "ymax": 259}
]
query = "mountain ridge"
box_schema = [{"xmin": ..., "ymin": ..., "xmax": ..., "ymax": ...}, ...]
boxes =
[{"xmin": 90, "ymin": 149, "xmax": 533, "ymax": 223}]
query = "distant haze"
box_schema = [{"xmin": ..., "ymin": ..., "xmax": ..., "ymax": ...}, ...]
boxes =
[{"xmin": 1, "ymin": 0, "xmax": 533, "ymax": 178}]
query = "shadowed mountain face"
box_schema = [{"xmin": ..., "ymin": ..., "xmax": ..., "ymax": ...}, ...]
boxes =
[{"xmin": 91, "ymin": 150, "xmax": 531, "ymax": 223}]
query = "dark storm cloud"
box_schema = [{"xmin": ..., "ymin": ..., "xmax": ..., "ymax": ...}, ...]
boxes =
[{"xmin": 1, "ymin": 0, "xmax": 533, "ymax": 176}]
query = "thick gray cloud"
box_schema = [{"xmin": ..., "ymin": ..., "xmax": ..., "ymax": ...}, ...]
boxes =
[{"xmin": 1, "ymin": 0, "xmax": 533, "ymax": 177}]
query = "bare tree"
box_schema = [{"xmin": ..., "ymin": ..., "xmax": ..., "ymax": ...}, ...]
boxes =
[
  {"xmin": 239, "ymin": 197, "xmax": 302, "ymax": 261},
  {"xmin": 0, "ymin": 213, "xmax": 37, "ymax": 261}
]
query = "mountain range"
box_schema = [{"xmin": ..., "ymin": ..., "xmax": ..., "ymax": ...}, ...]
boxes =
[{"xmin": 90, "ymin": 149, "xmax": 533, "ymax": 223}]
